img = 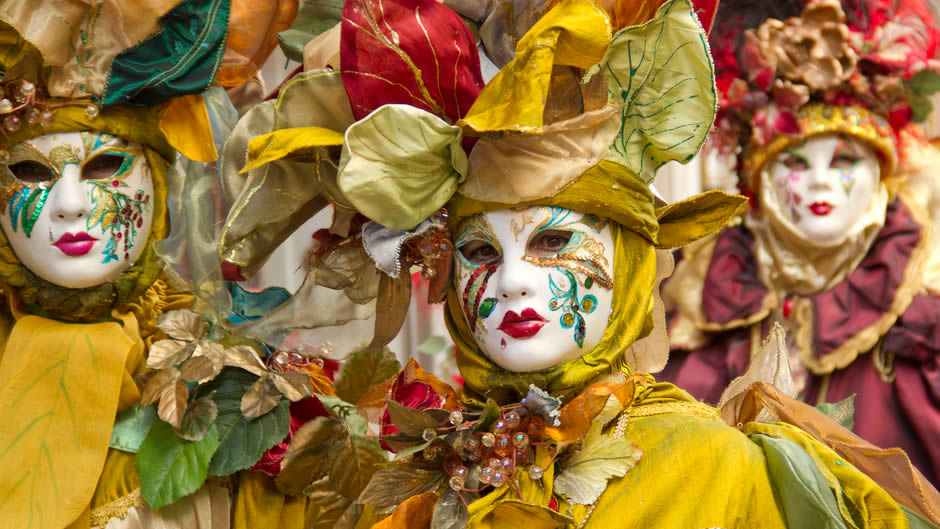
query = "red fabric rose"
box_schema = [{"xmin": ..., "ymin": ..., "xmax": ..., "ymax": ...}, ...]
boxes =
[
  {"xmin": 379, "ymin": 358, "xmax": 458, "ymax": 452},
  {"xmin": 250, "ymin": 396, "xmax": 329, "ymax": 476}
]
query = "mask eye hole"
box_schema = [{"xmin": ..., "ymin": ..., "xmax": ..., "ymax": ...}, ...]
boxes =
[
  {"xmin": 528, "ymin": 230, "xmax": 572, "ymax": 257},
  {"xmin": 8, "ymin": 161, "xmax": 54, "ymax": 183},
  {"xmin": 83, "ymin": 154, "xmax": 125, "ymax": 180},
  {"xmin": 781, "ymin": 154, "xmax": 809, "ymax": 172},
  {"xmin": 458, "ymin": 240, "xmax": 500, "ymax": 265},
  {"xmin": 830, "ymin": 153, "xmax": 859, "ymax": 169}
]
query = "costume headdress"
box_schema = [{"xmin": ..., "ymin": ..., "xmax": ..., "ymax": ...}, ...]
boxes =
[
  {"xmin": 218, "ymin": 0, "xmax": 745, "ymax": 404},
  {"xmin": 709, "ymin": 0, "xmax": 940, "ymax": 189},
  {"xmin": 702, "ymin": 0, "xmax": 940, "ymax": 297}
]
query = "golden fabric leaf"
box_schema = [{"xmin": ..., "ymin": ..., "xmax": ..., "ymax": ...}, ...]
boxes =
[
  {"xmin": 223, "ymin": 344, "xmax": 267, "ymax": 376},
  {"xmin": 140, "ymin": 367, "xmax": 180, "ymax": 407},
  {"xmin": 241, "ymin": 374, "xmax": 283, "ymax": 418},
  {"xmin": 146, "ymin": 339, "xmax": 193, "ymax": 369},
  {"xmin": 157, "ymin": 378, "xmax": 189, "ymax": 428},
  {"xmin": 157, "ymin": 309, "xmax": 208, "ymax": 342},
  {"xmin": 371, "ymin": 492, "xmax": 438, "ymax": 529},
  {"xmin": 544, "ymin": 377, "xmax": 636, "ymax": 444}
]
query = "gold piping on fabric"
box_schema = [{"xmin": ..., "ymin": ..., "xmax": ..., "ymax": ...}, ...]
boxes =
[
  {"xmin": 815, "ymin": 373, "xmax": 831, "ymax": 406},
  {"xmin": 872, "ymin": 338, "xmax": 897, "ymax": 384},
  {"xmin": 795, "ymin": 192, "xmax": 930, "ymax": 375},
  {"xmin": 630, "ymin": 400, "xmax": 721, "ymax": 421}
]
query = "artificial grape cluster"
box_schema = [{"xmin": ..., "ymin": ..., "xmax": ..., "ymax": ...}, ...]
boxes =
[{"xmin": 417, "ymin": 406, "xmax": 548, "ymax": 493}]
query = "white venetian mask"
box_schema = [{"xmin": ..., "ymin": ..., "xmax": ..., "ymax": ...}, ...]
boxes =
[
  {"xmin": 0, "ymin": 131, "xmax": 155, "ymax": 289},
  {"xmin": 767, "ymin": 134, "xmax": 879, "ymax": 246},
  {"xmin": 453, "ymin": 206, "xmax": 615, "ymax": 372}
]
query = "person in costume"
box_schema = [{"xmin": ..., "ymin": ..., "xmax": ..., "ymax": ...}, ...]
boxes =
[
  {"xmin": 221, "ymin": 0, "xmax": 940, "ymax": 527},
  {"xmin": 660, "ymin": 0, "xmax": 940, "ymax": 486},
  {"xmin": 0, "ymin": 2, "xmax": 351, "ymax": 528}
]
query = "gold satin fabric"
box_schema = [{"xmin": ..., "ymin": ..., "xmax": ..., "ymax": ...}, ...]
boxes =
[
  {"xmin": 0, "ymin": 278, "xmax": 191, "ymax": 529},
  {"xmin": 0, "ymin": 0, "xmax": 181, "ymax": 99}
]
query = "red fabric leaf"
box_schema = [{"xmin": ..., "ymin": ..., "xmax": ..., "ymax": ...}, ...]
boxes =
[
  {"xmin": 340, "ymin": 0, "xmax": 484, "ymax": 124},
  {"xmin": 691, "ymin": 0, "xmax": 719, "ymax": 34}
]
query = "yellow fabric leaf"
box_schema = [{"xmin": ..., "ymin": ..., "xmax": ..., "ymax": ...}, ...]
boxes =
[
  {"xmin": 338, "ymin": 104, "xmax": 467, "ymax": 230},
  {"xmin": 460, "ymin": 0, "xmax": 611, "ymax": 133},
  {"xmin": 159, "ymin": 94, "xmax": 218, "ymax": 163},
  {"xmin": 370, "ymin": 492, "xmax": 437, "ymax": 529},
  {"xmin": 0, "ymin": 315, "xmax": 136, "ymax": 529},
  {"xmin": 241, "ymin": 127, "xmax": 346, "ymax": 174}
]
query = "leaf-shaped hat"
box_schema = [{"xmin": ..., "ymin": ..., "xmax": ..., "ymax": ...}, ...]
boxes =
[
  {"xmin": 0, "ymin": 0, "xmax": 297, "ymax": 161},
  {"xmin": 218, "ymin": 0, "xmax": 747, "ymax": 358}
]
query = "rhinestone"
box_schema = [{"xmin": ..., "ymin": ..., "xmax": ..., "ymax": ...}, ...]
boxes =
[
  {"xmin": 25, "ymin": 108, "xmax": 40, "ymax": 124},
  {"xmin": 528, "ymin": 466, "xmax": 544, "ymax": 480},
  {"xmin": 463, "ymin": 437, "xmax": 479, "ymax": 450},
  {"xmin": 504, "ymin": 411, "xmax": 521, "ymax": 429},
  {"xmin": 0, "ymin": 99, "xmax": 12, "ymax": 114},
  {"xmin": 499, "ymin": 457, "xmax": 513, "ymax": 471},
  {"xmin": 448, "ymin": 410, "xmax": 464, "ymax": 425},
  {"xmin": 480, "ymin": 466, "xmax": 494, "ymax": 484},
  {"xmin": 491, "ymin": 419, "xmax": 507, "ymax": 434},
  {"xmin": 449, "ymin": 476, "xmax": 464, "ymax": 490},
  {"xmin": 20, "ymin": 82, "xmax": 34, "ymax": 97},
  {"xmin": 491, "ymin": 472, "xmax": 506, "ymax": 488},
  {"xmin": 512, "ymin": 432, "xmax": 529, "ymax": 447},
  {"xmin": 452, "ymin": 465, "xmax": 468, "ymax": 479},
  {"xmin": 40, "ymin": 110, "xmax": 54, "ymax": 127},
  {"xmin": 84, "ymin": 105, "xmax": 99, "ymax": 119},
  {"xmin": 3, "ymin": 115, "xmax": 20, "ymax": 132},
  {"xmin": 421, "ymin": 428, "xmax": 436, "ymax": 442},
  {"xmin": 481, "ymin": 433, "xmax": 496, "ymax": 447}
]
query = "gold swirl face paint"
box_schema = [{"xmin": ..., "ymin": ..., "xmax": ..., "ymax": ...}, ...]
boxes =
[
  {"xmin": 0, "ymin": 131, "xmax": 154, "ymax": 289},
  {"xmin": 453, "ymin": 206, "xmax": 615, "ymax": 372}
]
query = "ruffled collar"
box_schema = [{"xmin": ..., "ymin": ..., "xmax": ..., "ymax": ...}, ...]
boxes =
[{"xmin": 698, "ymin": 195, "xmax": 928, "ymax": 374}]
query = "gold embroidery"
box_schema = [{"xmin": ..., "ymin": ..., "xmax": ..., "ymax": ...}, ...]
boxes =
[
  {"xmin": 89, "ymin": 489, "xmax": 142, "ymax": 527},
  {"xmin": 525, "ymin": 235, "xmax": 613, "ymax": 289},
  {"xmin": 629, "ymin": 400, "xmax": 721, "ymax": 421}
]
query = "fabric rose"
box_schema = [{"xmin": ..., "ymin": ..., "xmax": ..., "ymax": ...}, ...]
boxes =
[{"xmin": 380, "ymin": 358, "xmax": 459, "ymax": 452}]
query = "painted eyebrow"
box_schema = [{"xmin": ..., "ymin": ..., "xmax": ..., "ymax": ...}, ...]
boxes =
[{"xmin": 833, "ymin": 138, "xmax": 861, "ymax": 157}]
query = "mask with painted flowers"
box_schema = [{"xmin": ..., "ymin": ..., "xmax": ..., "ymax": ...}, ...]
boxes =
[
  {"xmin": 454, "ymin": 206, "xmax": 615, "ymax": 372},
  {"xmin": 0, "ymin": 131, "xmax": 154, "ymax": 289}
]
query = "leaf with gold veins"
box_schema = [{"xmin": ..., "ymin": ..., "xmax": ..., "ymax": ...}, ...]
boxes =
[{"xmin": 553, "ymin": 422, "xmax": 643, "ymax": 505}]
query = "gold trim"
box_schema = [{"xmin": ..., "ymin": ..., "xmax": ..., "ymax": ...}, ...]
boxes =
[
  {"xmin": 872, "ymin": 338, "xmax": 897, "ymax": 383},
  {"xmin": 795, "ymin": 191, "xmax": 930, "ymax": 375},
  {"xmin": 630, "ymin": 400, "xmax": 722, "ymax": 421},
  {"xmin": 90, "ymin": 489, "xmax": 142, "ymax": 528}
]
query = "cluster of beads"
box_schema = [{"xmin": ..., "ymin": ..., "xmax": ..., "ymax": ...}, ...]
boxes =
[
  {"xmin": 419, "ymin": 406, "xmax": 548, "ymax": 494},
  {"xmin": 266, "ymin": 349, "xmax": 326, "ymax": 372},
  {"xmin": 0, "ymin": 79, "xmax": 99, "ymax": 142}
]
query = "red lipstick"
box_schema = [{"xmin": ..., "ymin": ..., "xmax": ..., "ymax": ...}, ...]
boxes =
[
  {"xmin": 53, "ymin": 232, "xmax": 97, "ymax": 256},
  {"xmin": 809, "ymin": 202, "xmax": 834, "ymax": 216},
  {"xmin": 497, "ymin": 308, "xmax": 547, "ymax": 339}
]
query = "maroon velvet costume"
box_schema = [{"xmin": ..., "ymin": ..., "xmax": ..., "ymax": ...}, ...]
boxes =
[{"xmin": 662, "ymin": 198, "xmax": 940, "ymax": 486}]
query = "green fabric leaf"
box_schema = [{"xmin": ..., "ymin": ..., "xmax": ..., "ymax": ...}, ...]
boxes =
[
  {"xmin": 174, "ymin": 397, "xmax": 219, "ymax": 442},
  {"xmin": 337, "ymin": 104, "xmax": 467, "ymax": 230},
  {"xmin": 102, "ymin": 0, "xmax": 230, "ymax": 106},
  {"xmin": 358, "ymin": 464, "xmax": 447, "ymax": 510},
  {"xmin": 554, "ymin": 422, "xmax": 642, "ymax": 505},
  {"xmin": 136, "ymin": 421, "xmax": 220, "ymax": 510},
  {"xmin": 749, "ymin": 434, "xmax": 850, "ymax": 529},
  {"xmin": 909, "ymin": 93, "xmax": 934, "ymax": 123},
  {"xmin": 199, "ymin": 368, "xmax": 291, "ymax": 476},
  {"xmin": 277, "ymin": 0, "xmax": 343, "ymax": 62},
  {"xmin": 110, "ymin": 404, "xmax": 158, "ymax": 453},
  {"xmin": 585, "ymin": 0, "xmax": 716, "ymax": 182},
  {"xmin": 815, "ymin": 394, "xmax": 855, "ymax": 430},
  {"xmin": 385, "ymin": 398, "xmax": 441, "ymax": 437},
  {"xmin": 334, "ymin": 348, "xmax": 401, "ymax": 405},
  {"xmin": 317, "ymin": 394, "xmax": 370, "ymax": 435},
  {"xmin": 417, "ymin": 336, "xmax": 448, "ymax": 355},
  {"xmin": 907, "ymin": 69, "xmax": 940, "ymax": 96},
  {"xmin": 392, "ymin": 439, "xmax": 434, "ymax": 461}
]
